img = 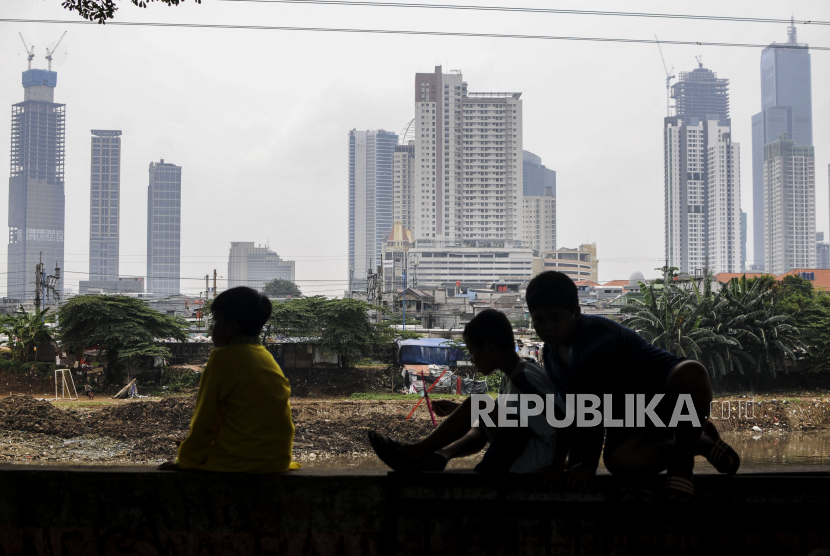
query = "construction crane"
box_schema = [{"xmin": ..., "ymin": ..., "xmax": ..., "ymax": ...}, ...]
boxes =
[
  {"xmin": 695, "ymin": 55, "xmax": 704, "ymax": 68},
  {"xmin": 19, "ymin": 33, "xmax": 35, "ymax": 70},
  {"xmin": 655, "ymin": 35, "xmax": 675, "ymax": 118},
  {"xmin": 45, "ymin": 31, "xmax": 67, "ymax": 71}
]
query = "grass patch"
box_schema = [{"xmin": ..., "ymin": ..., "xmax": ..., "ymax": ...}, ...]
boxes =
[
  {"xmin": 349, "ymin": 392, "xmax": 466, "ymax": 401},
  {"xmin": 52, "ymin": 400, "xmax": 118, "ymax": 407}
]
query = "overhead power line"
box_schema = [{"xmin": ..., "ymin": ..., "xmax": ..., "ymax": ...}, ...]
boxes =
[
  {"xmin": 218, "ymin": 0, "xmax": 830, "ymax": 27},
  {"xmin": 2, "ymin": 18, "xmax": 827, "ymax": 50}
]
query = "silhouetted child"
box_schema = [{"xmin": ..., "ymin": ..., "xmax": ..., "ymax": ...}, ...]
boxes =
[
  {"xmin": 369, "ymin": 309, "xmax": 564, "ymax": 474},
  {"xmin": 166, "ymin": 287, "xmax": 300, "ymax": 473},
  {"xmin": 527, "ymin": 271, "xmax": 740, "ymax": 502}
]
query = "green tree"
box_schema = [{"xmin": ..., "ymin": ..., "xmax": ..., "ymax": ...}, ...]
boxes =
[
  {"xmin": 57, "ymin": 296, "xmax": 188, "ymax": 379},
  {"xmin": 264, "ymin": 297, "xmax": 418, "ymax": 368},
  {"xmin": 263, "ymin": 278, "xmax": 303, "ymax": 298},
  {"xmin": 1, "ymin": 307, "xmax": 54, "ymax": 361},
  {"xmin": 62, "ymin": 0, "xmax": 200, "ymax": 23}
]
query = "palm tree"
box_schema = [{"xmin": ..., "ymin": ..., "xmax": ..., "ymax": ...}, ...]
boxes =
[{"xmin": 0, "ymin": 307, "xmax": 53, "ymax": 361}]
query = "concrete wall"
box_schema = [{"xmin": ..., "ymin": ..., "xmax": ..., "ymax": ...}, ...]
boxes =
[{"xmin": 1, "ymin": 466, "xmax": 829, "ymax": 555}]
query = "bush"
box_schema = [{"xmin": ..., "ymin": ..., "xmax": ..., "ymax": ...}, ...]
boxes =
[
  {"xmin": 0, "ymin": 359, "xmax": 52, "ymax": 374},
  {"xmin": 160, "ymin": 367, "xmax": 201, "ymax": 392}
]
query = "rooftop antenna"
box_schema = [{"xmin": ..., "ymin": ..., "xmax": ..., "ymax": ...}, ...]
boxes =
[
  {"xmin": 45, "ymin": 31, "xmax": 67, "ymax": 71},
  {"xmin": 695, "ymin": 55, "xmax": 703, "ymax": 68},
  {"xmin": 19, "ymin": 33, "xmax": 35, "ymax": 70},
  {"xmin": 654, "ymin": 35, "xmax": 675, "ymax": 118}
]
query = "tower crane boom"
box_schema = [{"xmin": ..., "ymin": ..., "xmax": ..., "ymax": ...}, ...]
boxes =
[
  {"xmin": 655, "ymin": 35, "xmax": 675, "ymax": 118},
  {"xmin": 19, "ymin": 33, "xmax": 35, "ymax": 70},
  {"xmin": 45, "ymin": 31, "xmax": 67, "ymax": 71}
]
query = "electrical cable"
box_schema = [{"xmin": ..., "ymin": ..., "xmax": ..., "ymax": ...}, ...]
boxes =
[
  {"xmin": 1, "ymin": 18, "xmax": 826, "ymax": 50},
  {"xmin": 216, "ymin": 0, "xmax": 830, "ymax": 27}
]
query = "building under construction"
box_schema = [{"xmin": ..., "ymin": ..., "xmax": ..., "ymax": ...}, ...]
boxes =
[
  {"xmin": 671, "ymin": 63, "xmax": 730, "ymax": 120},
  {"xmin": 7, "ymin": 68, "xmax": 66, "ymax": 300}
]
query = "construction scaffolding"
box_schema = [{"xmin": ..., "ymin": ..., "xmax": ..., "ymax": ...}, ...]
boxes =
[{"xmin": 671, "ymin": 65, "xmax": 730, "ymax": 119}]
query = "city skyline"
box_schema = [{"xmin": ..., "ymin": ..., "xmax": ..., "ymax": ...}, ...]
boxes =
[{"xmin": 1, "ymin": 1, "xmax": 828, "ymax": 295}]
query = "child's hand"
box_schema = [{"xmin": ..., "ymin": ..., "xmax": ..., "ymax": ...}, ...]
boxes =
[
  {"xmin": 157, "ymin": 460, "xmax": 178, "ymax": 471},
  {"xmin": 565, "ymin": 463, "xmax": 595, "ymax": 487},
  {"xmin": 174, "ymin": 437, "xmax": 186, "ymax": 447},
  {"xmin": 431, "ymin": 400, "xmax": 460, "ymax": 417}
]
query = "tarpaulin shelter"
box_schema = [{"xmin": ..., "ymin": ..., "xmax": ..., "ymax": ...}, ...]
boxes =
[{"xmin": 397, "ymin": 338, "xmax": 468, "ymax": 366}]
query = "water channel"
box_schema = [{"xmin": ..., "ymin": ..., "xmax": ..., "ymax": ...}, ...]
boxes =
[{"xmin": 300, "ymin": 430, "xmax": 830, "ymax": 472}]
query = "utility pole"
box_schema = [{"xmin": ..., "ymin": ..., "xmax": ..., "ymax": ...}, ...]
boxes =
[
  {"xmin": 34, "ymin": 255, "xmax": 43, "ymax": 310},
  {"xmin": 205, "ymin": 275, "xmax": 209, "ymax": 300},
  {"xmin": 213, "ymin": 269, "xmax": 217, "ymax": 298}
]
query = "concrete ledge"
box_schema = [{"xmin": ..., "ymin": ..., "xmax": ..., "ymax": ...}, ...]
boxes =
[{"xmin": 0, "ymin": 465, "xmax": 828, "ymax": 555}]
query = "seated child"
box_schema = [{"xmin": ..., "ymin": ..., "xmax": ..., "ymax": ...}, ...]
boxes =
[
  {"xmin": 527, "ymin": 271, "xmax": 740, "ymax": 501},
  {"xmin": 170, "ymin": 286, "xmax": 300, "ymax": 473},
  {"xmin": 369, "ymin": 309, "xmax": 564, "ymax": 474}
]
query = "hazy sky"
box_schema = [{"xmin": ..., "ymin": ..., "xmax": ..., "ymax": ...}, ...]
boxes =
[{"xmin": 1, "ymin": 0, "xmax": 828, "ymax": 296}]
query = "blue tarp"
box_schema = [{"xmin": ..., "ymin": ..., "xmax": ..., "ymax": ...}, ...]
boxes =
[{"xmin": 397, "ymin": 338, "xmax": 468, "ymax": 366}]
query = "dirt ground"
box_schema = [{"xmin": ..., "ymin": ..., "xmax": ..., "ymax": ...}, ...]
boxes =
[{"xmin": 0, "ymin": 360, "xmax": 829, "ymax": 466}]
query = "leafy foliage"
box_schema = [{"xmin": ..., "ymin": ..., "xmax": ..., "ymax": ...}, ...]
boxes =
[
  {"xmin": 264, "ymin": 297, "xmax": 419, "ymax": 368},
  {"xmin": 621, "ymin": 275, "xmax": 804, "ymax": 389},
  {"xmin": 263, "ymin": 278, "xmax": 303, "ymax": 298},
  {"xmin": 61, "ymin": 0, "xmax": 200, "ymax": 24},
  {"xmin": 1, "ymin": 307, "xmax": 54, "ymax": 362},
  {"xmin": 57, "ymin": 296, "xmax": 189, "ymax": 375}
]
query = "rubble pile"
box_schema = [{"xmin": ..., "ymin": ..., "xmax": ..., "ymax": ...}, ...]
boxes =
[
  {"xmin": 0, "ymin": 395, "xmax": 85, "ymax": 438},
  {"xmin": 86, "ymin": 397, "xmax": 195, "ymax": 439}
]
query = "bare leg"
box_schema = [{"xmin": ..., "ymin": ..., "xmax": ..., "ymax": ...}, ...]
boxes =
[
  {"xmin": 665, "ymin": 360, "xmax": 712, "ymax": 479},
  {"xmin": 401, "ymin": 396, "xmax": 482, "ymax": 459},
  {"xmin": 437, "ymin": 427, "xmax": 489, "ymax": 460}
]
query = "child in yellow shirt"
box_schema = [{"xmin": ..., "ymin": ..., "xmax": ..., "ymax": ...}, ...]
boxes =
[{"xmin": 163, "ymin": 286, "xmax": 300, "ymax": 473}]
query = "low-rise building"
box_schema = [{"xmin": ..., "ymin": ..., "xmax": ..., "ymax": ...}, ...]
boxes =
[{"xmin": 534, "ymin": 243, "xmax": 598, "ymax": 282}]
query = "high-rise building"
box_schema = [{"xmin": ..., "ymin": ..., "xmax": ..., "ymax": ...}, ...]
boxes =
[
  {"xmin": 522, "ymin": 150, "xmax": 556, "ymax": 197},
  {"xmin": 665, "ymin": 63, "xmax": 741, "ymax": 275},
  {"xmin": 7, "ymin": 68, "xmax": 66, "ymax": 300},
  {"xmin": 227, "ymin": 242, "xmax": 295, "ymax": 292},
  {"xmin": 412, "ymin": 67, "xmax": 523, "ymax": 245},
  {"xmin": 147, "ymin": 160, "xmax": 182, "ymax": 297},
  {"xmin": 523, "ymin": 186, "xmax": 556, "ymax": 254},
  {"xmin": 763, "ymin": 133, "xmax": 815, "ymax": 275},
  {"xmin": 348, "ymin": 129, "xmax": 397, "ymax": 290},
  {"xmin": 816, "ymin": 232, "xmax": 829, "ymax": 270},
  {"xmin": 88, "ymin": 130, "xmax": 121, "ymax": 281},
  {"xmin": 751, "ymin": 20, "xmax": 813, "ymax": 270},
  {"xmin": 393, "ymin": 141, "xmax": 415, "ymax": 231},
  {"xmin": 741, "ymin": 211, "xmax": 748, "ymax": 272}
]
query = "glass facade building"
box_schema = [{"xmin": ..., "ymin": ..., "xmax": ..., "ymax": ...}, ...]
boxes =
[
  {"xmin": 522, "ymin": 150, "xmax": 556, "ymax": 197},
  {"xmin": 7, "ymin": 69, "xmax": 66, "ymax": 300},
  {"xmin": 147, "ymin": 160, "xmax": 182, "ymax": 297},
  {"xmin": 348, "ymin": 129, "xmax": 397, "ymax": 290},
  {"xmin": 751, "ymin": 21, "xmax": 813, "ymax": 269},
  {"xmin": 89, "ymin": 130, "xmax": 121, "ymax": 281}
]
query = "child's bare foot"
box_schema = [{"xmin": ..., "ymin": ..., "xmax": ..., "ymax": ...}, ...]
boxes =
[
  {"xmin": 368, "ymin": 431, "xmax": 447, "ymax": 472},
  {"xmin": 698, "ymin": 421, "xmax": 740, "ymax": 475}
]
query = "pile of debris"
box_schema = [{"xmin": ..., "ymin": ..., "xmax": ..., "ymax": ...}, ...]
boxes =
[
  {"xmin": 0, "ymin": 395, "xmax": 85, "ymax": 438},
  {"xmin": 85, "ymin": 397, "xmax": 195, "ymax": 439}
]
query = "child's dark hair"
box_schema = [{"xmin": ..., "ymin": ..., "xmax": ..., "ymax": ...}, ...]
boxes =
[
  {"xmin": 526, "ymin": 271, "xmax": 579, "ymax": 314},
  {"xmin": 463, "ymin": 309, "xmax": 515, "ymax": 352},
  {"xmin": 211, "ymin": 286, "xmax": 272, "ymax": 336}
]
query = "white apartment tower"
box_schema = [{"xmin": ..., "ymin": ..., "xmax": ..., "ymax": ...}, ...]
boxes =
[
  {"xmin": 393, "ymin": 140, "xmax": 415, "ymax": 231},
  {"xmin": 665, "ymin": 117, "xmax": 741, "ymax": 274},
  {"xmin": 763, "ymin": 133, "xmax": 816, "ymax": 274},
  {"xmin": 412, "ymin": 67, "xmax": 523, "ymax": 245},
  {"xmin": 523, "ymin": 186, "xmax": 556, "ymax": 253}
]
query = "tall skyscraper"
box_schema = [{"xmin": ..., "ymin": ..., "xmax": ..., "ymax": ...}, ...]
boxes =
[
  {"xmin": 665, "ymin": 63, "xmax": 741, "ymax": 274},
  {"xmin": 227, "ymin": 242, "xmax": 295, "ymax": 292},
  {"xmin": 522, "ymin": 150, "xmax": 556, "ymax": 197},
  {"xmin": 147, "ymin": 160, "xmax": 182, "ymax": 297},
  {"xmin": 89, "ymin": 130, "xmax": 121, "ymax": 281},
  {"xmin": 7, "ymin": 68, "xmax": 66, "ymax": 300},
  {"xmin": 751, "ymin": 20, "xmax": 813, "ymax": 270},
  {"xmin": 412, "ymin": 67, "xmax": 523, "ymax": 244},
  {"xmin": 741, "ymin": 211, "xmax": 748, "ymax": 272},
  {"xmin": 393, "ymin": 140, "xmax": 415, "ymax": 232},
  {"xmin": 763, "ymin": 133, "xmax": 815, "ymax": 275},
  {"xmin": 348, "ymin": 129, "xmax": 397, "ymax": 290},
  {"xmin": 523, "ymin": 186, "xmax": 556, "ymax": 254}
]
